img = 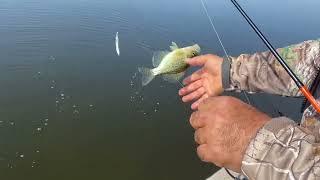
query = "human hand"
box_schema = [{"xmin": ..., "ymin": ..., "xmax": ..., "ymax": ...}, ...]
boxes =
[
  {"xmin": 189, "ymin": 96, "xmax": 270, "ymax": 172},
  {"xmin": 179, "ymin": 54, "xmax": 224, "ymax": 110}
]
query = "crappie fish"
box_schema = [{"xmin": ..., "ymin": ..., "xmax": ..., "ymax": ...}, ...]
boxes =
[{"xmin": 138, "ymin": 42, "xmax": 201, "ymax": 86}]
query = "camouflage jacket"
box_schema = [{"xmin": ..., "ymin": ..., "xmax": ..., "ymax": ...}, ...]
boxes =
[{"xmin": 222, "ymin": 39, "xmax": 320, "ymax": 179}]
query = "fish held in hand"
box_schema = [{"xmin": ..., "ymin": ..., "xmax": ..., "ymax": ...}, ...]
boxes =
[{"xmin": 138, "ymin": 42, "xmax": 201, "ymax": 86}]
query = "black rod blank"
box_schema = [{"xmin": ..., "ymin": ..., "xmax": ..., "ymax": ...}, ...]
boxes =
[{"xmin": 230, "ymin": 0, "xmax": 304, "ymax": 88}]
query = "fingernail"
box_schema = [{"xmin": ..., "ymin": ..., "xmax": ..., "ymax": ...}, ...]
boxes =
[
  {"xmin": 179, "ymin": 89, "xmax": 185, "ymax": 94},
  {"xmin": 191, "ymin": 103, "xmax": 198, "ymax": 110},
  {"xmin": 182, "ymin": 97, "xmax": 187, "ymax": 102}
]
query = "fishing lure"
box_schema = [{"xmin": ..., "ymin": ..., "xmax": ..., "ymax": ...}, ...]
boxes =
[{"xmin": 115, "ymin": 32, "xmax": 120, "ymax": 56}]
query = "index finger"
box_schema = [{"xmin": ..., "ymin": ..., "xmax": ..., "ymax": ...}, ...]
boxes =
[
  {"xmin": 186, "ymin": 55, "xmax": 209, "ymax": 66},
  {"xmin": 183, "ymin": 69, "xmax": 202, "ymax": 85},
  {"xmin": 186, "ymin": 54, "xmax": 219, "ymax": 66}
]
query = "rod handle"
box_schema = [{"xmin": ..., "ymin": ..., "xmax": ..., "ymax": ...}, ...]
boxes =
[{"xmin": 300, "ymin": 86, "xmax": 320, "ymax": 113}]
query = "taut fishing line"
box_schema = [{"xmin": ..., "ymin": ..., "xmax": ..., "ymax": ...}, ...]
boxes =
[
  {"xmin": 199, "ymin": 0, "xmax": 252, "ymax": 106},
  {"xmin": 199, "ymin": 0, "xmax": 252, "ymax": 178}
]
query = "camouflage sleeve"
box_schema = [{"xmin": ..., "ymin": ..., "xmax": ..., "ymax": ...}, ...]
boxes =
[
  {"xmin": 222, "ymin": 39, "xmax": 320, "ymax": 96},
  {"xmin": 241, "ymin": 99, "xmax": 320, "ymax": 179}
]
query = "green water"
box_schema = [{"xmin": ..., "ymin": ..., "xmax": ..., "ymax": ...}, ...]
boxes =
[{"xmin": 0, "ymin": 0, "xmax": 319, "ymax": 179}]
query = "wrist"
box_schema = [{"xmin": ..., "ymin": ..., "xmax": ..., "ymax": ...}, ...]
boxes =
[{"xmin": 221, "ymin": 56, "xmax": 231, "ymax": 90}]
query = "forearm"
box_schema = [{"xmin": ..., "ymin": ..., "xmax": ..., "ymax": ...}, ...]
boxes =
[
  {"xmin": 241, "ymin": 116, "xmax": 320, "ymax": 179},
  {"xmin": 222, "ymin": 39, "xmax": 320, "ymax": 96}
]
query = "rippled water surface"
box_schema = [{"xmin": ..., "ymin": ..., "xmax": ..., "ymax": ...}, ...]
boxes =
[{"xmin": 0, "ymin": 0, "xmax": 319, "ymax": 179}]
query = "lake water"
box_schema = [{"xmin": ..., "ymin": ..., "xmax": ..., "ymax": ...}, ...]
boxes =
[{"xmin": 0, "ymin": 0, "xmax": 319, "ymax": 179}]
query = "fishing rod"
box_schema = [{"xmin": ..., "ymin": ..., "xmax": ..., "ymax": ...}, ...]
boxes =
[{"xmin": 230, "ymin": 0, "xmax": 320, "ymax": 113}]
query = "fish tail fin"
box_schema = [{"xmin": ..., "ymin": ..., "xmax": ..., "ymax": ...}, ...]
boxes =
[{"xmin": 138, "ymin": 67, "xmax": 155, "ymax": 86}]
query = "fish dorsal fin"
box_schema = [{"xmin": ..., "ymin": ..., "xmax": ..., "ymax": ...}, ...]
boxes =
[
  {"xmin": 170, "ymin": 42, "xmax": 179, "ymax": 51},
  {"xmin": 152, "ymin": 51, "xmax": 169, "ymax": 67},
  {"xmin": 162, "ymin": 72, "xmax": 185, "ymax": 83}
]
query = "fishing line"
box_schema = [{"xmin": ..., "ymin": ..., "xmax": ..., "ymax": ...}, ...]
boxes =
[
  {"xmin": 242, "ymin": 90, "xmax": 252, "ymax": 105},
  {"xmin": 199, "ymin": 0, "xmax": 252, "ymax": 106},
  {"xmin": 225, "ymin": 168, "xmax": 236, "ymax": 179},
  {"xmin": 200, "ymin": 0, "xmax": 229, "ymax": 60},
  {"xmin": 199, "ymin": 0, "xmax": 252, "ymax": 178},
  {"xmin": 176, "ymin": 79, "xmax": 184, "ymax": 88}
]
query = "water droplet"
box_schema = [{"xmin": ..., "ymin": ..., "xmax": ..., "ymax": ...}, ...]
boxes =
[
  {"xmin": 10, "ymin": 121, "xmax": 14, "ymax": 126},
  {"xmin": 37, "ymin": 72, "xmax": 41, "ymax": 74},
  {"xmin": 49, "ymin": 56, "xmax": 55, "ymax": 61},
  {"xmin": 16, "ymin": 152, "xmax": 24, "ymax": 158},
  {"xmin": 61, "ymin": 93, "xmax": 65, "ymax": 97},
  {"xmin": 55, "ymin": 100, "xmax": 59, "ymax": 104},
  {"xmin": 31, "ymin": 160, "xmax": 39, "ymax": 168},
  {"xmin": 44, "ymin": 118, "xmax": 49, "ymax": 122},
  {"xmin": 156, "ymin": 102, "xmax": 160, "ymax": 105},
  {"xmin": 37, "ymin": 127, "xmax": 42, "ymax": 131},
  {"xmin": 44, "ymin": 123, "xmax": 48, "ymax": 126},
  {"xmin": 50, "ymin": 86, "xmax": 54, "ymax": 89},
  {"xmin": 7, "ymin": 163, "xmax": 14, "ymax": 168},
  {"xmin": 36, "ymin": 150, "xmax": 40, "ymax": 153},
  {"xmin": 89, "ymin": 104, "xmax": 93, "ymax": 107},
  {"xmin": 73, "ymin": 110, "xmax": 79, "ymax": 114}
]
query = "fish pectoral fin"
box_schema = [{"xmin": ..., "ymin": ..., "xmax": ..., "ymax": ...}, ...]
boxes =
[
  {"xmin": 162, "ymin": 72, "xmax": 185, "ymax": 83},
  {"xmin": 152, "ymin": 51, "xmax": 169, "ymax": 67},
  {"xmin": 170, "ymin": 42, "xmax": 179, "ymax": 51}
]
